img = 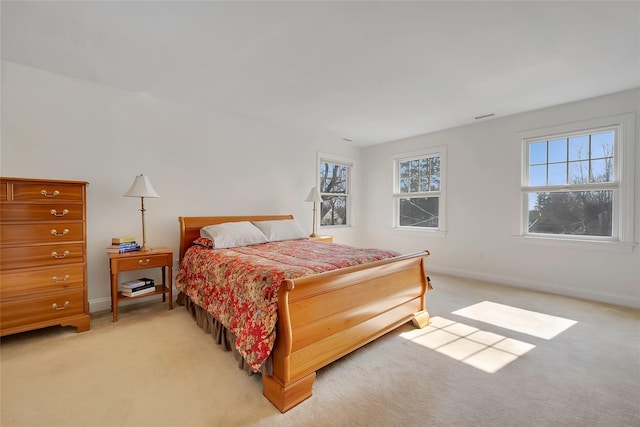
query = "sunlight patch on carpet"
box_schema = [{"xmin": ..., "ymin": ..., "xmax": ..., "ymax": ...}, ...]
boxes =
[
  {"xmin": 400, "ymin": 316, "xmax": 536, "ymax": 373},
  {"xmin": 452, "ymin": 301, "xmax": 577, "ymax": 339}
]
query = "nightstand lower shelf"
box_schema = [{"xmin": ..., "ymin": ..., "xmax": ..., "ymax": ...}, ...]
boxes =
[{"xmin": 117, "ymin": 285, "xmax": 170, "ymax": 301}]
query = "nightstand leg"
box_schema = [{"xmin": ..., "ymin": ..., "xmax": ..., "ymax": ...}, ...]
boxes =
[
  {"xmin": 168, "ymin": 264, "xmax": 173, "ymax": 310},
  {"xmin": 161, "ymin": 266, "xmax": 166, "ymax": 303},
  {"xmin": 110, "ymin": 271, "xmax": 118, "ymax": 322}
]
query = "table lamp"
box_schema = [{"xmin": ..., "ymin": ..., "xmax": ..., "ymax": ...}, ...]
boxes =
[
  {"xmin": 305, "ymin": 186, "xmax": 323, "ymax": 237},
  {"xmin": 124, "ymin": 174, "xmax": 159, "ymax": 252}
]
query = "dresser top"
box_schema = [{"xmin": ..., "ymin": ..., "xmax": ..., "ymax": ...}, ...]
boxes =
[{"xmin": 1, "ymin": 177, "xmax": 89, "ymax": 185}]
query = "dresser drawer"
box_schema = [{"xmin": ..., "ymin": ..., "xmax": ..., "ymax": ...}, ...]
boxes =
[
  {"xmin": 0, "ymin": 289, "xmax": 85, "ymax": 330},
  {"xmin": 0, "ymin": 244, "xmax": 84, "ymax": 270},
  {"xmin": 115, "ymin": 253, "xmax": 172, "ymax": 271},
  {"xmin": 10, "ymin": 182, "xmax": 84, "ymax": 202},
  {"xmin": 0, "ymin": 203, "xmax": 84, "ymax": 221},
  {"xmin": 1, "ymin": 265, "xmax": 85, "ymax": 298},
  {"xmin": 0, "ymin": 223, "xmax": 84, "ymax": 246},
  {"xmin": 0, "ymin": 182, "xmax": 7, "ymax": 201}
]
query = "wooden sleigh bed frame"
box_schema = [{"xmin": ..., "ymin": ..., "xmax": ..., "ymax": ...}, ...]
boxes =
[{"xmin": 178, "ymin": 215, "xmax": 431, "ymax": 413}]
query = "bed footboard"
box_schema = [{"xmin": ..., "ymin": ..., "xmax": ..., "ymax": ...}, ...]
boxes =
[{"xmin": 263, "ymin": 251, "xmax": 431, "ymax": 412}]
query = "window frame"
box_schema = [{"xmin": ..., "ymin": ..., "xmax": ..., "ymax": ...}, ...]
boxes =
[
  {"xmin": 317, "ymin": 153, "xmax": 354, "ymax": 229},
  {"xmin": 392, "ymin": 146, "xmax": 447, "ymax": 234},
  {"xmin": 515, "ymin": 113, "xmax": 635, "ymax": 251}
]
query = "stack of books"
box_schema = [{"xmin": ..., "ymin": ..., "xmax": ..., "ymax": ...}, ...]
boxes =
[
  {"xmin": 120, "ymin": 278, "xmax": 156, "ymax": 297},
  {"xmin": 106, "ymin": 236, "xmax": 140, "ymax": 253}
]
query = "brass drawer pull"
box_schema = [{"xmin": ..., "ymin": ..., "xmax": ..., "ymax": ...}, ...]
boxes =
[
  {"xmin": 52, "ymin": 275, "xmax": 70, "ymax": 283},
  {"xmin": 139, "ymin": 259, "xmax": 151, "ymax": 265},
  {"xmin": 52, "ymin": 301, "xmax": 70, "ymax": 310},
  {"xmin": 50, "ymin": 209, "xmax": 69, "ymax": 217},
  {"xmin": 51, "ymin": 250, "xmax": 70, "ymax": 259},
  {"xmin": 41, "ymin": 190, "xmax": 60, "ymax": 198},
  {"xmin": 50, "ymin": 228, "xmax": 69, "ymax": 237}
]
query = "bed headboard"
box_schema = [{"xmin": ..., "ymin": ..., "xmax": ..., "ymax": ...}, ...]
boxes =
[{"xmin": 178, "ymin": 214, "xmax": 294, "ymax": 260}]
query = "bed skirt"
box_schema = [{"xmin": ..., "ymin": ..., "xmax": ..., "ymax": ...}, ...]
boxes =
[{"xmin": 176, "ymin": 292, "xmax": 273, "ymax": 376}]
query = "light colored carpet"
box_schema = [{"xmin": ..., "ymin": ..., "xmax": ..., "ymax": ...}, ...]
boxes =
[{"xmin": 1, "ymin": 274, "xmax": 639, "ymax": 427}]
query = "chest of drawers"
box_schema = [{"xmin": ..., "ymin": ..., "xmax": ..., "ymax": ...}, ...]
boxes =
[{"xmin": 0, "ymin": 177, "xmax": 90, "ymax": 335}]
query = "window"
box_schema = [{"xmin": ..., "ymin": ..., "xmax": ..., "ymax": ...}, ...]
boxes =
[
  {"xmin": 393, "ymin": 147, "xmax": 446, "ymax": 231},
  {"xmin": 519, "ymin": 114, "xmax": 635, "ymax": 247},
  {"xmin": 319, "ymin": 157, "xmax": 352, "ymax": 226},
  {"xmin": 526, "ymin": 130, "xmax": 615, "ymax": 236}
]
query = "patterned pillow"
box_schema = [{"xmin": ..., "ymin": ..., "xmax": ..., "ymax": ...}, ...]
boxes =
[{"xmin": 192, "ymin": 237, "xmax": 213, "ymax": 248}]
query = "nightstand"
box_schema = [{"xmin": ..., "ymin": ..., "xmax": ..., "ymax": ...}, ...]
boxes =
[
  {"xmin": 310, "ymin": 236, "xmax": 333, "ymax": 243},
  {"xmin": 108, "ymin": 247, "xmax": 173, "ymax": 322}
]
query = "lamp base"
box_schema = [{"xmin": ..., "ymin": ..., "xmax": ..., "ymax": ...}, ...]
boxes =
[
  {"xmin": 140, "ymin": 244, "xmax": 152, "ymax": 252},
  {"xmin": 309, "ymin": 233, "xmax": 317, "ymax": 238}
]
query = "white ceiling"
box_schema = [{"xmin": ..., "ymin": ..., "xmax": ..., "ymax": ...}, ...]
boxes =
[{"xmin": 2, "ymin": 1, "xmax": 639, "ymax": 146}]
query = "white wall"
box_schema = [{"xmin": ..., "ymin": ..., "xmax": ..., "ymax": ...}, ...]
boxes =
[
  {"xmin": 360, "ymin": 89, "xmax": 640, "ymax": 308},
  {"xmin": 0, "ymin": 61, "xmax": 360, "ymax": 311},
  {"xmin": 3, "ymin": 61, "xmax": 638, "ymax": 311}
]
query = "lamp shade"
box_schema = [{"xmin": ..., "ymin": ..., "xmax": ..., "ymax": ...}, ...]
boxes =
[
  {"xmin": 305, "ymin": 186, "xmax": 322, "ymax": 203},
  {"xmin": 123, "ymin": 174, "xmax": 159, "ymax": 198}
]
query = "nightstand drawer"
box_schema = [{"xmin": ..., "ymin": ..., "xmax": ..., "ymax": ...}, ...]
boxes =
[
  {"xmin": 0, "ymin": 244, "xmax": 84, "ymax": 270},
  {"xmin": 1, "ymin": 266, "xmax": 85, "ymax": 298},
  {"xmin": 0, "ymin": 289, "xmax": 85, "ymax": 329},
  {"xmin": 116, "ymin": 253, "xmax": 172, "ymax": 271}
]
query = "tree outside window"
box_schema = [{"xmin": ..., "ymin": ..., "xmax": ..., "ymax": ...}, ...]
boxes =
[
  {"xmin": 525, "ymin": 129, "xmax": 616, "ymax": 238},
  {"xmin": 319, "ymin": 161, "xmax": 350, "ymax": 226},
  {"xmin": 394, "ymin": 147, "xmax": 446, "ymax": 230}
]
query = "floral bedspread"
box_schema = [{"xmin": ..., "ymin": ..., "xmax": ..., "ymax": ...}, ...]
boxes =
[{"xmin": 175, "ymin": 238, "xmax": 399, "ymax": 372}]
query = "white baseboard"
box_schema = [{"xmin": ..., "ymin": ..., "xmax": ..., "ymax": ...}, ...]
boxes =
[
  {"xmin": 90, "ymin": 297, "xmax": 112, "ymax": 313},
  {"xmin": 428, "ymin": 265, "xmax": 640, "ymax": 309}
]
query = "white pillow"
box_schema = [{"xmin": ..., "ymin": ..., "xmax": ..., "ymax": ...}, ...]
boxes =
[
  {"xmin": 252, "ymin": 219, "xmax": 308, "ymax": 242},
  {"xmin": 200, "ymin": 221, "xmax": 268, "ymax": 248}
]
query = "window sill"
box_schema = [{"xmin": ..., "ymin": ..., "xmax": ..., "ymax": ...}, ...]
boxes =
[
  {"xmin": 320, "ymin": 225, "xmax": 351, "ymax": 230},
  {"xmin": 512, "ymin": 235, "xmax": 636, "ymax": 253},
  {"xmin": 394, "ymin": 227, "xmax": 447, "ymax": 238}
]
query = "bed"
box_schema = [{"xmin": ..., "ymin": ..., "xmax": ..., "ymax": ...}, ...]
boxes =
[{"xmin": 176, "ymin": 215, "xmax": 432, "ymax": 412}]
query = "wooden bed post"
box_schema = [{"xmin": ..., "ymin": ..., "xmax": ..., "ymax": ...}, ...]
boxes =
[
  {"xmin": 263, "ymin": 371, "xmax": 316, "ymax": 413},
  {"xmin": 263, "ymin": 278, "xmax": 317, "ymax": 412},
  {"xmin": 412, "ymin": 256, "xmax": 432, "ymax": 329},
  {"xmin": 412, "ymin": 310, "xmax": 431, "ymax": 328}
]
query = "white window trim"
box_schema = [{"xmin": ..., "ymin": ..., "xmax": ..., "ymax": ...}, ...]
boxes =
[
  {"xmin": 317, "ymin": 152, "xmax": 355, "ymax": 229},
  {"xmin": 513, "ymin": 113, "xmax": 635, "ymax": 252},
  {"xmin": 392, "ymin": 146, "xmax": 447, "ymax": 235}
]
